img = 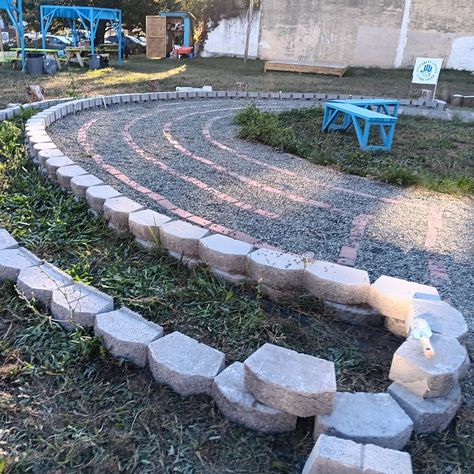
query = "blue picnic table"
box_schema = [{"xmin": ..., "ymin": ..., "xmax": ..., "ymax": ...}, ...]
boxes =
[{"xmin": 322, "ymin": 98, "xmax": 400, "ymax": 151}]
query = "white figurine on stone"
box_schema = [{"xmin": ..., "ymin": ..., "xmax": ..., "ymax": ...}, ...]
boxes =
[{"xmin": 410, "ymin": 318, "xmax": 435, "ymax": 359}]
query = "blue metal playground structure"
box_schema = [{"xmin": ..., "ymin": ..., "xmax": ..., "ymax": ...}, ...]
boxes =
[
  {"xmin": 40, "ymin": 4, "xmax": 122, "ymax": 64},
  {"xmin": 0, "ymin": 0, "xmax": 25, "ymax": 67}
]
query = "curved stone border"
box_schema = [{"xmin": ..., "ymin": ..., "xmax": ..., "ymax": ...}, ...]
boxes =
[
  {"xmin": 0, "ymin": 97, "xmax": 73, "ymax": 122},
  {"xmin": 0, "ymin": 92, "xmax": 447, "ymax": 123},
  {"xmin": 2, "ymin": 91, "xmax": 471, "ymax": 472}
]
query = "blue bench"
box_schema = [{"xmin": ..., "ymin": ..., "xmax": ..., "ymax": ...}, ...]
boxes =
[{"xmin": 322, "ymin": 99, "xmax": 400, "ymax": 151}]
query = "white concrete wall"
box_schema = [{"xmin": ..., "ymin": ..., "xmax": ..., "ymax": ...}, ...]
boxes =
[
  {"xmin": 202, "ymin": 11, "xmax": 261, "ymax": 59},
  {"xmin": 257, "ymin": 0, "xmax": 474, "ymax": 71}
]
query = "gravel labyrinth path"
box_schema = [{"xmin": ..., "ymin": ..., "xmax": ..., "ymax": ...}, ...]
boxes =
[{"xmin": 49, "ymin": 99, "xmax": 474, "ymax": 330}]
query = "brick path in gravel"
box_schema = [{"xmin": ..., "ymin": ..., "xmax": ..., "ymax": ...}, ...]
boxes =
[{"xmin": 48, "ymin": 99, "xmax": 474, "ymax": 331}]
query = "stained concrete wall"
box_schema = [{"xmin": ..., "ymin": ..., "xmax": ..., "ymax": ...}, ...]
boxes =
[
  {"xmin": 202, "ymin": 11, "xmax": 261, "ymax": 59},
  {"xmin": 258, "ymin": 0, "xmax": 474, "ymax": 71}
]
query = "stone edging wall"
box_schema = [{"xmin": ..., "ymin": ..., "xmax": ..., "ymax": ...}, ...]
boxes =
[
  {"xmin": 0, "ymin": 92, "xmax": 469, "ymax": 473},
  {"xmin": 0, "ymin": 91, "xmax": 447, "ymax": 123},
  {"xmin": 0, "ymin": 98, "xmax": 73, "ymax": 122}
]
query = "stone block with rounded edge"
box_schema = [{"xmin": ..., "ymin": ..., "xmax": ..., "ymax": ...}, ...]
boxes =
[
  {"xmin": 160, "ymin": 220, "xmax": 209, "ymax": 258},
  {"xmin": 303, "ymin": 434, "xmax": 361, "ymax": 474},
  {"xmin": 70, "ymin": 174, "xmax": 104, "ymax": 198},
  {"xmin": 103, "ymin": 196, "xmax": 144, "ymax": 232},
  {"xmin": 199, "ymin": 234, "xmax": 253, "ymax": 275},
  {"xmin": 313, "ymin": 392, "xmax": 413, "ymax": 450},
  {"xmin": 51, "ymin": 283, "xmax": 114, "ymax": 329},
  {"xmin": 32, "ymin": 142, "xmax": 57, "ymax": 159},
  {"xmin": 0, "ymin": 248, "xmax": 42, "ymax": 281},
  {"xmin": 389, "ymin": 334, "xmax": 468, "ymax": 398},
  {"xmin": 212, "ymin": 362, "xmax": 297, "ymax": 433},
  {"xmin": 0, "ymin": 229, "xmax": 19, "ymax": 250},
  {"xmin": 17, "ymin": 263, "xmax": 73, "ymax": 306},
  {"xmin": 303, "ymin": 434, "xmax": 413, "ymax": 474},
  {"xmin": 384, "ymin": 317, "xmax": 407, "ymax": 337},
  {"xmin": 45, "ymin": 156, "xmax": 75, "ymax": 177},
  {"xmin": 362, "ymin": 443, "xmax": 413, "ymax": 474},
  {"xmin": 38, "ymin": 148, "xmax": 64, "ymax": 167},
  {"xmin": 304, "ymin": 261, "xmax": 370, "ymax": 304},
  {"xmin": 387, "ymin": 382, "xmax": 462, "ymax": 433},
  {"xmin": 244, "ymin": 343, "xmax": 336, "ymax": 417},
  {"xmin": 406, "ymin": 299, "xmax": 468, "ymax": 342},
  {"xmin": 28, "ymin": 134, "xmax": 51, "ymax": 146},
  {"xmin": 247, "ymin": 249, "xmax": 305, "ymax": 289},
  {"xmin": 368, "ymin": 276, "xmax": 440, "ymax": 321},
  {"xmin": 148, "ymin": 331, "xmax": 225, "ymax": 396},
  {"xmin": 324, "ymin": 301, "xmax": 383, "ymax": 327},
  {"xmin": 95, "ymin": 307, "xmax": 163, "ymax": 367},
  {"xmin": 128, "ymin": 209, "xmax": 171, "ymax": 248},
  {"xmin": 56, "ymin": 165, "xmax": 88, "ymax": 189},
  {"xmin": 86, "ymin": 185, "xmax": 122, "ymax": 213}
]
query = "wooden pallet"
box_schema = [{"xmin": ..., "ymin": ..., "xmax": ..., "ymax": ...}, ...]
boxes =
[{"xmin": 264, "ymin": 60, "xmax": 349, "ymax": 77}]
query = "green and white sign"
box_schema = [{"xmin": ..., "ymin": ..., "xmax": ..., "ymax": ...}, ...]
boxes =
[{"xmin": 412, "ymin": 57, "xmax": 443, "ymax": 85}]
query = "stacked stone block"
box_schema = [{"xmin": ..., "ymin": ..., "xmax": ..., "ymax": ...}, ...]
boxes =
[
  {"xmin": 8, "ymin": 92, "xmax": 470, "ymax": 473},
  {"xmin": 303, "ymin": 434, "xmax": 413, "ymax": 474}
]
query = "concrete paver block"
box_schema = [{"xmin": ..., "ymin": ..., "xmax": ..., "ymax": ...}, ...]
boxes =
[
  {"xmin": 384, "ymin": 317, "xmax": 408, "ymax": 337},
  {"xmin": 211, "ymin": 267, "xmax": 248, "ymax": 285},
  {"xmin": 406, "ymin": 299, "xmax": 468, "ymax": 342},
  {"xmin": 305, "ymin": 261, "xmax": 370, "ymax": 304},
  {"xmin": 70, "ymin": 174, "xmax": 104, "ymax": 198},
  {"xmin": 32, "ymin": 142, "xmax": 57, "ymax": 160},
  {"xmin": 199, "ymin": 234, "xmax": 253, "ymax": 275},
  {"xmin": 160, "ymin": 220, "xmax": 209, "ymax": 258},
  {"xmin": 148, "ymin": 331, "xmax": 225, "ymax": 396},
  {"xmin": 95, "ymin": 307, "xmax": 163, "ymax": 367},
  {"xmin": 45, "ymin": 156, "xmax": 75, "ymax": 177},
  {"xmin": 324, "ymin": 301, "xmax": 383, "ymax": 327},
  {"xmin": 0, "ymin": 247, "xmax": 42, "ymax": 281},
  {"xmin": 0, "ymin": 229, "xmax": 19, "ymax": 250},
  {"xmin": 51, "ymin": 282, "xmax": 114, "ymax": 329},
  {"xmin": 17, "ymin": 263, "xmax": 73, "ymax": 306},
  {"xmin": 103, "ymin": 196, "xmax": 144, "ymax": 232},
  {"xmin": 128, "ymin": 209, "xmax": 171, "ymax": 247},
  {"xmin": 37, "ymin": 148, "xmax": 64, "ymax": 167},
  {"xmin": 362, "ymin": 443, "xmax": 413, "ymax": 474},
  {"xmin": 244, "ymin": 343, "xmax": 336, "ymax": 417},
  {"xmin": 388, "ymin": 382, "xmax": 462, "ymax": 433},
  {"xmin": 314, "ymin": 392, "xmax": 413, "ymax": 450},
  {"xmin": 247, "ymin": 249, "xmax": 305, "ymax": 289},
  {"xmin": 389, "ymin": 334, "xmax": 468, "ymax": 398},
  {"xmin": 303, "ymin": 434, "xmax": 361, "ymax": 474},
  {"xmin": 56, "ymin": 165, "xmax": 88, "ymax": 189},
  {"xmin": 212, "ymin": 362, "xmax": 297, "ymax": 433},
  {"xmin": 85, "ymin": 185, "xmax": 122, "ymax": 213},
  {"xmin": 368, "ymin": 276, "xmax": 440, "ymax": 321}
]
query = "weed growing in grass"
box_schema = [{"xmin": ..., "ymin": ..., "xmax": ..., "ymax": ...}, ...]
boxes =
[
  {"xmin": 235, "ymin": 106, "xmax": 474, "ymax": 194},
  {"xmin": 0, "ymin": 117, "xmax": 472, "ymax": 472}
]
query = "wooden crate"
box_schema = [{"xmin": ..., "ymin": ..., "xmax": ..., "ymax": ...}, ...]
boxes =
[
  {"xmin": 264, "ymin": 60, "xmax": 349, "ymax": 77},
  {"xmin": 146, "ymin": 16, "xmax": 167, "ymax": 58}
]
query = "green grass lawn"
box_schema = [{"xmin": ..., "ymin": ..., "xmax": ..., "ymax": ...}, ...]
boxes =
[
  {"xmin": 1, "ymin": 56, "xmax": 474, "ymax": 108},
  {"xmin": 234, "ymin": 106, "xmax": 474, "ymax": 195},
  {"xmin": 0, "ymin": 113, "xmax": 472, "ymax": 472}
]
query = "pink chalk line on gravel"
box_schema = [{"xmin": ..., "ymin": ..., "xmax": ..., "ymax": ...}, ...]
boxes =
[
  {"xmin": 123, "ymin": 113, "xmax": 280, "ymax": 220},
  {"xmin": 336, "ymin": 214, "xmax": 370, "ymax": 267},
  {"xmin": 202, "ymin": 113, "xmax": 449, "ymax": 279},
  {"xmin": 77, "ymin": 118, "xmax": 279, "ymax": 249},
  {"xmin": 163, "ymin": 111, "xmax": 345, "ymax": 214}
]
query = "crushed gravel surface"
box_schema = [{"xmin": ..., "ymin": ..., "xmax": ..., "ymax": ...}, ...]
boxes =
[{"xmin": 48, "ymin": 99, "xmax": 474, "ymax": 334}]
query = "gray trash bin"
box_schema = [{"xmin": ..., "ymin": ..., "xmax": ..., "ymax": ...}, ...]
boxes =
[
  {"xmin": 25, "ymin": 53, "xmax": 44, "ymax": 75},
  {"xmin": 89, "ymin": 54, "xmax": 101, "ymax": 70}
]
